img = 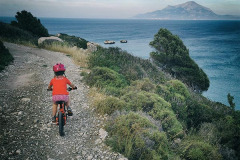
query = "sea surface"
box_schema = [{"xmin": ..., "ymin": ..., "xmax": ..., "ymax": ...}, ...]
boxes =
[{"xmin": 1, "ymin": 17, "xmax": 240, "ymax": 109}]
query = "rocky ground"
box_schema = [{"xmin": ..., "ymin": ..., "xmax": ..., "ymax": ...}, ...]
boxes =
[{"xmin": 0, "ymin": 43, "xmax": 127, "ymax": 160}]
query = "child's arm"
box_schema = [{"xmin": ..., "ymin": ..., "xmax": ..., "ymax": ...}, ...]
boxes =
[
  {"xmin": 48, "ymin": 84, "xmax": 53, "ymax": 90},
  {"xmin": 66, "ymin": 78, "xmax": 77, "ymax": 89},
  {"xmin": 48, "ymin": 79, "xmax": 54, "ymax": 90},
  {"xmin": 69, "ymin": 83, "xmax": 76, "ymax": 89}
]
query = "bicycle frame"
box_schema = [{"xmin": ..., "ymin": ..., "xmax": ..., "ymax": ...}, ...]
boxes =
[
  {"xmin": 47, "ymin": 87, "xmax": 77, "ymax": 136},
  {"xmin": 55, "ymin": 101, "xmax": 67, "ymax": 125}
]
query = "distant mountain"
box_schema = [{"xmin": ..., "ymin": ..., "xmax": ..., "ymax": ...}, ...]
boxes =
[{"xmin": 135, "ymin": 1, "xmax": 240, "ymax": 20}]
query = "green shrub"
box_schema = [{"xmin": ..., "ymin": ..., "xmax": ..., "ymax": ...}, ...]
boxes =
[
  {"xmin": 130, "ymin": 78, "xmax": 156, "ymax": 92},
  {"xmin": 150, "ymin": 28, "xmax": 209, "ymax": 91},
  {"xmin": 58, "ymin": 33, "xmax": 88, "ymax": 49},
  {"xmin": 150, "ymin": 107, "xmax": 184, "ymax": 139},
  {"xmin": 186, "ymin": 101, "xmax": 214, "ymax": 129},
  {"xmin": 120, "ymin": 90, "xmax": 183, "ymax": 139},
  {"xmin": 0, "ymin": 40, "xmax": 14, "ymax": 71},
  {"xmin": 38, "ymin": 39, "xmax": 66, "ymax": 49},
  {"xmin": 120, "ymin": 91, "xmax": 169, "ymax": 112},
  {"xmin": 121, "ymin": 78, "xmax": 156, "ymax": 97},
  {"xmin": 106, "ymin": 112, "xmax": 170, "ymax": 160},
  {"xmin": 86, "ymin": 67, "xmax": 128, "ymax": 87},
  {"xmin": 88, "ymin": 47, "xmax": 166, "ymax": 83},
  {"xmin": 0, "ymin": 22, "xmax": 38, "ymax": 45},
  {"xmin": 80, "ymin": 71, "xmax": 88, "ymax": 77},
  {"xmin": 95, "ymin": 96, "xmax": 126, "ymax": 115},
  {"xmin": 85, "ymin": 67, "xmax": 128, "ymax": 96},
  {"xmin": 214, "ymin": 111, "xmax": 240, "ymax": 159},
  {"xmin": 11, "ymin": 10, "xmax": 49, "ymax": 37},
  {"xmin": 166, "ymin": 80, "xmax": 190, "ymax": 98},
  {"xmin": 198, "ymin": 123, "xmax": 219, "ymax": 145},
  {"xmin": 39, "ymin": 39, "xmax": 63, "ymax": 46},
  {"xmin": 156, "ymin": 80, "xmax": 190, "ymax": 125},
  {"xmin": 214, "ymin": 114, "xmax": 240, "ymax": 157},
  {"xmin": 156, "ymin": 80, "xmax": 190, "ymax": 104},
  {"xmin": 179, "ymin": 136, "xmax": 222, "ymax": 160}
]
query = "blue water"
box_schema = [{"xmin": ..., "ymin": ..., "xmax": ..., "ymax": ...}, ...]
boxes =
[{"xmin": 1, "ymin": 17, "xmax": 240, "ymax": 109}]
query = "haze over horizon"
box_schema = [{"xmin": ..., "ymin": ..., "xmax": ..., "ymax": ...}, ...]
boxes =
[{"xmin": 0, "ymin": 0, "xmax": 240, "ymax": 19}]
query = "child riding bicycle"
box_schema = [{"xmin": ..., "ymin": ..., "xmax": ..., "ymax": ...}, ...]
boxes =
[{"xmin": 48, "ymin": 63, "xmax": 77, "ymax": 122}]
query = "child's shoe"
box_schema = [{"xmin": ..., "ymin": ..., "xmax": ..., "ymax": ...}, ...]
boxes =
[
  {"xmin": 68, "ymin": 107, "xmax": 73, "ymax": 116},
  {"xmin": 52, "ymin": 116, "xmax": 56, "ymax": 122}
]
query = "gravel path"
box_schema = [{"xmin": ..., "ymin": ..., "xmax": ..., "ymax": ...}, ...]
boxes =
[{"xmin": 0, "ymin": 43, "xmax": 126, "ymax": 160}]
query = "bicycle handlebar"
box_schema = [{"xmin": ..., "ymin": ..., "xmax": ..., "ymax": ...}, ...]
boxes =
[
  {"xmin": 67, "ymin": 87, "xmax": 77, "ymax": 91},
  {"xmin": 47, "ymin": 87, "xmax": 77, "ymax": 91}
]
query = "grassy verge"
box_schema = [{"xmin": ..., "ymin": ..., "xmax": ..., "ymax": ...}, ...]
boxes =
[
  {"xmin": 39, "ymin": 41, "xmax": 90, "ymax": 68},
  {"xmin": 0, "ymin": 22, "xmax": 89, "ymax": 69}
]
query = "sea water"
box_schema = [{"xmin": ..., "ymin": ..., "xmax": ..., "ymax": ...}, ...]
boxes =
[{"xmin": 1, "ymin": 17, "xmax": 240, "ymax": 109}]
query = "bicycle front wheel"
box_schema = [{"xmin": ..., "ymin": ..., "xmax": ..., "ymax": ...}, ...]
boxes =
[{"xmin": 58, "ymin": 112, "xmax": 64, "ymax": 136}]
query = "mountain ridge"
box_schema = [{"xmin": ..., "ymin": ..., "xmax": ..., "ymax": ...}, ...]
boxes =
[{"xmin": 135, "ymin": 1, "xmax": 240, "ymax": 20}]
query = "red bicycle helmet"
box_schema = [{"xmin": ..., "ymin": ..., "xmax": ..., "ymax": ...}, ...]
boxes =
[{"xmin": 53, "ymin": 63, "xmax": 66, "ymax": 72}]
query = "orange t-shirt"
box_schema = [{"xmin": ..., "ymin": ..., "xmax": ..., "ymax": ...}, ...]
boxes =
[{"xmin": 49, "ymin": 77, "xmax": 72, "ymax": 95}]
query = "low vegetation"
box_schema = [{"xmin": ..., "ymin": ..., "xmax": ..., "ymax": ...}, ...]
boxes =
[
  {"xmin": 88, "ymin": 47, "xmax": 166, "ymax": 83},
  {"xmin": 85, "ymin": 66, "xmax": 128, "ymax": 96},
  {"xmin": 178, "ymin": 135, "xmax": 222, "ymax": 160},
  {"xmin": 83, "ymin": 42, "xmax": 240, "ymax": 159},
  {"xmin": 0, "ymin": 40, "xmax": 14, "ymax": 71},
  {"xmin": 106, "ymin": 112, "xmax": 170, "ymax": 160},
  {"xmin": 38, "ymin": 33, "xmax": 89, "ymax": 68},
  {"xmin": 39, "ymin": 41, "xmax": 89, "ymax": 68},
  {"xmin": 58, "ymin": 33, "xmax": 88, "ymax": 49}
]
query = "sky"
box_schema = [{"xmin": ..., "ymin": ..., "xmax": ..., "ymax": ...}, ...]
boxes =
[{"xmin": 0, "ymin": 0, "xmax": 240, "ymax": 19}]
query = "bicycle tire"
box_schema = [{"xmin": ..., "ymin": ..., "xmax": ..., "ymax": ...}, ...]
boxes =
[{"xmin": 58, "ymin": 111, "xmax": 64, "ymax": 136}]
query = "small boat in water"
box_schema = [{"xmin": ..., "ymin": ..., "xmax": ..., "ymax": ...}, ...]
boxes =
[
  {"xmin": 120, "ymin": 40, "xmax": 127, "ymax": 43},
  {"xmin": 104, "ymin": 40, "xmax": 115, "ymax": 44}
]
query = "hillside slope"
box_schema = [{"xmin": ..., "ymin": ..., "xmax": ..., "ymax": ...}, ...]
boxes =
[{"xmin": 135, "ymin": 1, "xmax": 240, "ymax": 20}]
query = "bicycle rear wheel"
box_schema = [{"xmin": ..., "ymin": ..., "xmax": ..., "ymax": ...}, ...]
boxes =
[{"xmin": 58, "ymin": 112, "xmax": 64, "ymax": 136}]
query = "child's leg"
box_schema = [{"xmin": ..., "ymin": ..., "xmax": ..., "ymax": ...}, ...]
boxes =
[
  {"xmin": 66, "ymin": 96, "xmax": 73, "ymax": 115},
  {"xmin": 52, "ymin": 103, "xmax": 57, "ymax": 117},
  {"xmin": 66, "ymin": 97, "xmax": 70, "ymax": 109}
]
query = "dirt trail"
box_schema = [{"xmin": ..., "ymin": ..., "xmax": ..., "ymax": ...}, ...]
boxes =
[{"xmin": 0, "ymin": 43, "xmax": 126, "ymax": 160}]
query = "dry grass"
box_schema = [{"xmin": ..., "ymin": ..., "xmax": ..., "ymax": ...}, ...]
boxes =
[
  {"xmin": 88, "ymin": 87, "xmax": 107, "ymax": 108},
  {"xmin": 43, "ymin": 43, "xmax": 90, "ymax": 68}
]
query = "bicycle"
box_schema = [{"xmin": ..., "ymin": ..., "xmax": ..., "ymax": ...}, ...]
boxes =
[{"xmin": 47, "ymin": 87, "xmax": 77, "ymax": 136}]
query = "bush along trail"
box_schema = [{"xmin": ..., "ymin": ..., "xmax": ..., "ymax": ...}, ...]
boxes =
[{"xmin": 0, "ymin": 42, "xmax": 127, "ymax": 160}]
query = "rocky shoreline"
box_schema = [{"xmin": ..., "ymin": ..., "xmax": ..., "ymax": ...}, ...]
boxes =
[{"xmin": 0, "ymin": 42, "xmax": 127, "ymax": 160}]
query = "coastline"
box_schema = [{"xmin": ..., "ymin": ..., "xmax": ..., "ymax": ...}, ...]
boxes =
[{"xmin": 1, "ymin": 17, "xmax": 240, "ymax": 108}]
